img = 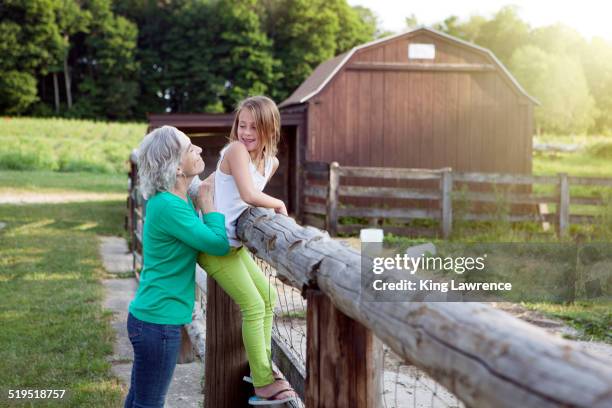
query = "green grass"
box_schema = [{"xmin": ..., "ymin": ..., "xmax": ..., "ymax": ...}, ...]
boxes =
[
  {"xmin": 523, "ymin": 301, "xmax": 612, "ymax": 343},
  {"xmin": 0, "ymin": 171, "xmax": 128, "ymax": 406},
  {"xmin": 0, "ymin": 170, "xmax": 129, "ymax": 194},
  {"xmin": 0, "ymin": 117, "xmax": 146, "ymax": 173},
  {"xmin": 534, "ymin": 135, "xmax": 612, "ymax": 175}
]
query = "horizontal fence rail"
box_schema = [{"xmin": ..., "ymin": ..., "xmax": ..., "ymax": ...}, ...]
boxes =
[
  {"xmin": 302, "ymin": 162, "xmax": 612, "ymax": 238},
  {"xmin": 237, "ymin": 207, "xmax": 612, "ymax": 408}
]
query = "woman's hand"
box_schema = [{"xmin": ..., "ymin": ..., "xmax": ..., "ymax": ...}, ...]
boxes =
[
  {"xmin": 274, "ymin": 201, "xmax": 288, "ymax": 216},
  {"xmin": 198, "ymin": 173, "xmax": 216, "ymax": 214}
]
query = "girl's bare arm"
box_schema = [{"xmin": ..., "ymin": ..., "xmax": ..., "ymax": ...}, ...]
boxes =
[{"xmin": 224, "ymin": 142, "xmax": 286, "ymax": 214}]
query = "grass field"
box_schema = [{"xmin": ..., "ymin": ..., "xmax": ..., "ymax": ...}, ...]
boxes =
[
  {"xmin": 534, "ymin": 134, "xmax": 612, "ymax": 178},
  {"xmin": 0, "ymin": 170, "xmax": 128, "ymax": 194},
  {"xmin": 0, "ymin": 117, "xmax": 146, "ymax": 173},
  {"xmin": 0, "ymin": 172, "xmax": 127, "ymax": 406}
]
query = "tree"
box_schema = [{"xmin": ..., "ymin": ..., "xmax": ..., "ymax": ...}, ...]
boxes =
[
  {"xmin": 530, "ymin": 23, "xmax": 586, "ymax": 56},
  {"xmin": 580, "ymin": 37, "xmax": 612, "ymax": 134},
  {"xmin": 328, "ymin": 0, "xmax": 376, "ymax": 52},
  {"xmin": 510, "ymin": 45, "xmax": 595, "ymax": 134},
  {"xmin": 53, "ymin": 0, "xmax": 92, "ymax": 111},
  {"xmin": 433, "ymin": 15, "xmax": 486, "ymax": 44},
  {"xmin": 0, "ymin": 71, "xmax": 39, "ymax": 114},
  {"xmin": 353, "ymin": 6, "xmax": 387, "ymax": 39},
  {"xmin": 261, "ymin": 0, "xmax": 339, "ymax": 101},
  {"xmin": 261, "ymin": 0, "xmax": 375, "ymax": 102},
  {"xmin": 70, "ymin": 0, "xmax": 139, "ymax": 119},
  {"xmin": 146, "ymin": 0, "xmax": 279, "ymax": 113},
  {"xmin": 210, "ymin": 0, "xmax": 280, "ymax": 111},
  {"xmin": 405, "ymin": 13, "xmax": 419, "ymax": 30},
  {"xmin": 0, "ymin": 0, "xmax": 63, "ymax": 114},
  {"xmin": 474, "ymin": 6, "xmax": 530, "ymax": 66},
  {"xmin": 113, "ymin": 0, "xmax": 187, "ymax": 116}
]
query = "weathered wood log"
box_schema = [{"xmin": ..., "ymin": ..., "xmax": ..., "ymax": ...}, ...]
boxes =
[{"xmin": 236, "ymin": 207, "xmax": 612, "ymax": 408}]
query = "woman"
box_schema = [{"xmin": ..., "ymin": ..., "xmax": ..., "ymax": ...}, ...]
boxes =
[{"xmin": 125, "ymin": 125, "xmax": 229, "ymax": 408}]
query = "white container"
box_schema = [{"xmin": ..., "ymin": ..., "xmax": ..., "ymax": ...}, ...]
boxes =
[{"xmin": 359, "ymin": 228, "xmax": 384, "ymax": 243}]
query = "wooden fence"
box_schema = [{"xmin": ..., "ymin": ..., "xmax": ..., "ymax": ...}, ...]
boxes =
[
  {"xmin": 302, "ymin": 162, "xmax": 612, "ymax": 238},
  {"xmin": 126, "ymin": 155, "xmax": 612, "ymax": 407}
]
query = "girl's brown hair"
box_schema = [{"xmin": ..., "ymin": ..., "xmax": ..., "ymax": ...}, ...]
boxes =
[{"xmin": 228, "ymin": 95, "xmax": 281, "ymax": 162}]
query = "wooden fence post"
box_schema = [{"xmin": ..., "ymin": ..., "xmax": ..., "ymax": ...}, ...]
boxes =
[
  {"xmin": 306, "ymin": 289, "xmax": 378, "ymax": 408},
  {"xmin": 327, "ymin": 162, "xmax": 340, "ymax": 236},
  {"xmin": 440, "ymin": 168, "xmax": 453, "ymax": 239},
  {"xmin": 204, "ymin": 276, "xmax": 251, "ymax": 408},
  {"xmin": 558, "ymin": 173, "xmax": 570, "ymax": 238}
]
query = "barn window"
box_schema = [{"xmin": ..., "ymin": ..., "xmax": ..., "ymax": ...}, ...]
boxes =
[{"xmin": 408, "ymin": 43, "xmax": 435, "ymax": 60}]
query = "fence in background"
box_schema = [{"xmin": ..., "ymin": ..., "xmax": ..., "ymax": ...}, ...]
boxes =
[
  {"xmin": 126, "ymin": 151, "xmax": 144, "ymax": 277},
  {"xmin": 302, "ymin": 162, "xmax": 612, "ymax": 238}
]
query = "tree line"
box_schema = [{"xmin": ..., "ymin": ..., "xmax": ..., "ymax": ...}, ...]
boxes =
[
  {"xmin": 1, "ymin": 2, "xmax": 611, "ymax": 135},
  {"xmin": 0, "ymin": 0, "xmax": 377, "ymax": 120}
]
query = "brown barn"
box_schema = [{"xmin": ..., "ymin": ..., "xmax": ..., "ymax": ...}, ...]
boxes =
[
  {"xmin": 144, "ymin": 27, "xmax": 537, "ymax": 219},
  {"xmin": 279, "ymin": 27, "xmax": 538, "ymax": 174}
]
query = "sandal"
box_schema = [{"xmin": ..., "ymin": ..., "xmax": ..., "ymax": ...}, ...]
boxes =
[{"xmin": 248, "ymin": 387, "xmax": 298, "ymax": 405}]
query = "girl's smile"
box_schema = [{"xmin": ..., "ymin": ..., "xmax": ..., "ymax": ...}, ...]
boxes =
[{"xmin": 237, "ymin": 109, "xmax": 259, "ymax": 152}]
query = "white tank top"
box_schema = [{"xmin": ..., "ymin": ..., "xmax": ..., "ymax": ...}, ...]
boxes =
[{"xmin": 215, "ymin": 144, "xmax": 273, "ymax": 247}]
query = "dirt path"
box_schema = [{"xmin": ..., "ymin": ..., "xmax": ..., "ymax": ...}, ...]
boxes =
[{"xmin": 0, "ymin": 191, "xmax": 126, "ymax": 204}]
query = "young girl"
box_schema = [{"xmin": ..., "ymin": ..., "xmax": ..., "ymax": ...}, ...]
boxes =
[{"xmin": 198, "ymin": 96, "xmax": 297, "ymax": 405}]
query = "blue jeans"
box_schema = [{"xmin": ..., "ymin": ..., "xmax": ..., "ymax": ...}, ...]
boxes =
[{"xmin": 124, "ymin": 312, "xmax": 183, "ymax": 408}]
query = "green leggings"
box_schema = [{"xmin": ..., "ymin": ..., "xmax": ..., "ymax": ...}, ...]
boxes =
[{"xmin": 198, "ymin": 246, "xmax": 277, "ymax": 387}]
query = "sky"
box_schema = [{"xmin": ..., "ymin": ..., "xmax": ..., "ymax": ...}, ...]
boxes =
[{"xmin": 347, "ymin": 0, "xmax": 612, "ymax": 41}]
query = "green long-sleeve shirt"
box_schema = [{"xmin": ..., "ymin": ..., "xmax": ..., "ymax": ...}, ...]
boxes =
[{"xmin": 129, "ymin": 191, "xmax": 230, "ymax": 324}]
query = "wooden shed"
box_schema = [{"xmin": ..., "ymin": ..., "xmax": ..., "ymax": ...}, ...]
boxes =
[{"xmin": 279, "ymin": 27, "xmax": 538, "ymax": 174}]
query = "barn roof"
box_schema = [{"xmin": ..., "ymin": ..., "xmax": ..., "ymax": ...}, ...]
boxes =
[{"xmin": 279, "ymin": 27, "xmax": 539, "ymax": 108}]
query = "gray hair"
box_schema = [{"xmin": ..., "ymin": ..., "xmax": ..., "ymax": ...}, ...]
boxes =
[{"xmin": 137, "ymin": 126, "xmax": 188, "ymax": 199}]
